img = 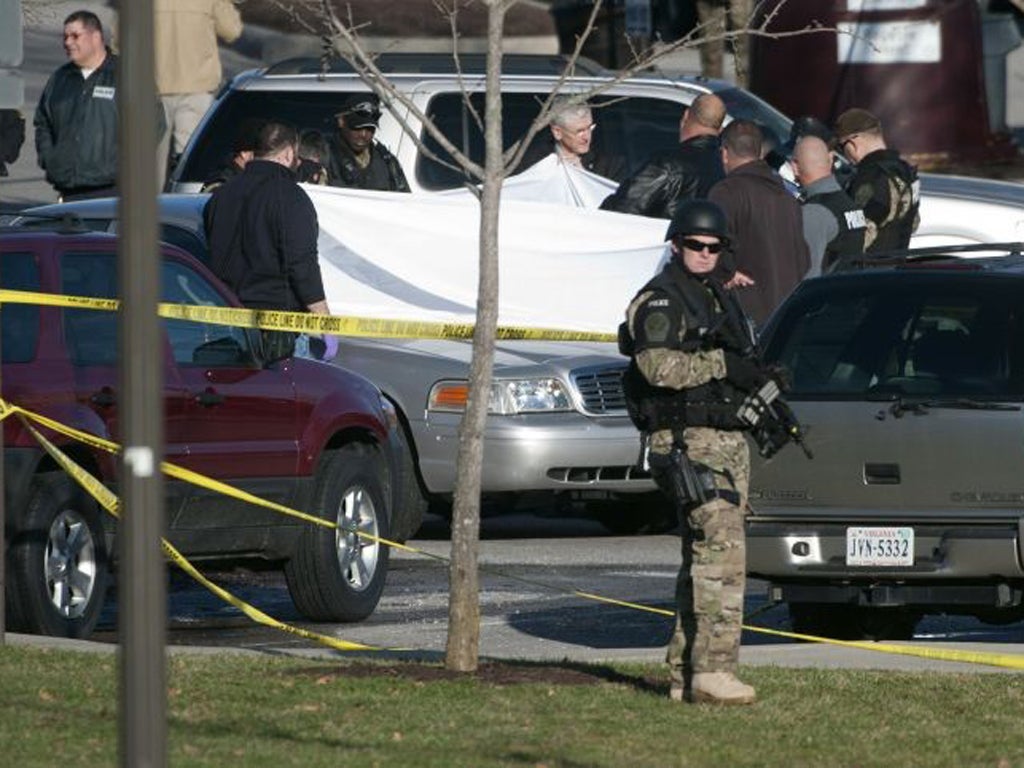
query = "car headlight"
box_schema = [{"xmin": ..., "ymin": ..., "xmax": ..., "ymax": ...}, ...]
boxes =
[{"xmin": 428, "ymin": 378, "xmax": 573, "ymax": 414}]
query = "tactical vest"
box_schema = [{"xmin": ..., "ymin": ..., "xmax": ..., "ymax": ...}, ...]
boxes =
[
  {"xmin": 331, "ymin": 140, "xmax": 409, "ymax": 192},
  {"xmin": 619, "ymin": 264, "xmax": 753, "ymax": 433},
  {"xmin": 868, "ymin": 154, "xmax": 920, "ymax": 253},
  {"xmin": 811, "ymin": 189, "xmax": 867, "ymax": 272}
]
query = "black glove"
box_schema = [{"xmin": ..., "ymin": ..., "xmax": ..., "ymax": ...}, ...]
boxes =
[
  {"xmin": 766, "ymin": 362, "xmax": 793, "ymax": 393},
  {"xmin": 724, "ymin": 351, "xmax": 768, "ymax": 392}
]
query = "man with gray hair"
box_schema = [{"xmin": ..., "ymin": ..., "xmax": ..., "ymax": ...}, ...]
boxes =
[
  {"xmin": 600, "ymin": 93, "xmax": 726, "ymax": 219},
  {"xmin": 522, "ymin": 96, "xmax": 625, "ymax": 181},
  {"xmin": 790, "ymin": 135, "xmax": 866, "ymax": 275}
]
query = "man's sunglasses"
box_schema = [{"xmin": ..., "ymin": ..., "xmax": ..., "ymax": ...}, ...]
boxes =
[{"xmin": 678, "ymin": 237, "xmax": 724, "ymax": 254}]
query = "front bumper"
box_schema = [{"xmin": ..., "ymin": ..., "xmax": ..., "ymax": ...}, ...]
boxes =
[{"xmin": 414, "ymin": 411, "xmax": 655, "ymax": 494}]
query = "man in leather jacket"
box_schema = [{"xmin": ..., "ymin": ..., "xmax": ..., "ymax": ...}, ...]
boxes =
[
  {"xmin": 834, "ymin": 108, "xmax": 919, "ymax": 253},
  {"xmin": 622, "ymin": 200, "xmax": 770, "ymax": 705},
  {"xmin": 600, "ymin": 93, "xmax": 726, "ymax": 219}
]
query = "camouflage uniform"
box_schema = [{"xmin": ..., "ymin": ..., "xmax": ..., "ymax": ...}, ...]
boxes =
[{"xmin": 625, "ymin": 259, "xmax": 751, "ymax": 696}]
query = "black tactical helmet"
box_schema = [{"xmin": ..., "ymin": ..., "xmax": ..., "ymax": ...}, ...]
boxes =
[{"xmin": 665, "ymin": 199, "xmax": 730, "ymax": 244}]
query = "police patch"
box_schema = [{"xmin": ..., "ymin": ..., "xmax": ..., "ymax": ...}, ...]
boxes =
[{"xmin": 643, "ymin": 310, "xmax": 671, "ymax": 343}]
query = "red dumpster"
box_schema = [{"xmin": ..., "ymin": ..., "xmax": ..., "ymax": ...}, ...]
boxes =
[{"xmin": 749, "ymin": 0, "xmax": 1018, "ymax": 168}]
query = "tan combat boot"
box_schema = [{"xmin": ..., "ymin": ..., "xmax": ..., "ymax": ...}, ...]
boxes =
[{"xmin": 688, "ymin": 672, "xmax": 756, "ymax": 705}]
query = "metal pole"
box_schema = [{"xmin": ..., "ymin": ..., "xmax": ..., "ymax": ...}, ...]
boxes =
[
  {"xmin": 117, "ymin": 0, "xmax": 166, "ymax": 766},
  {"xmin": 0, "ymin": 0, "xmax": 25, "ymax": 649}
]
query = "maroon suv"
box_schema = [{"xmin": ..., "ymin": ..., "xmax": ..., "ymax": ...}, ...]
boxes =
[{"xmin": 2, "ymin": 224, "xmax": 417, "ymax": 638}]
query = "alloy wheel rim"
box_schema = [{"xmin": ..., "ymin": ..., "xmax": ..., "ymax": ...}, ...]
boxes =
[
  {"xmin": 335, "ymin": 485, "xmax": 380, "ymax": 592},
  {"xmin": 45, "ymin": 509, "xmax": 98, "ymax": 619}
]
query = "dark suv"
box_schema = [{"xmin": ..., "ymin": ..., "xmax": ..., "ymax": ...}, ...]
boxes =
[
  {"xmin": 751, "ymin": 244, "xmax": 1024, "ymax": 639},
  {"xmin": 2, "ymin": 222, "xmax": 415, "ymax": 638}
]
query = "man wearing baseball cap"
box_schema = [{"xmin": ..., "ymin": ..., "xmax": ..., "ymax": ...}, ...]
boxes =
[
  {"xmin": 833, "ymin": 107, "xmax": 919, "ymax": 253},
  {"xmin": 326, "ymin": 92, "xmax": 409, "ymax": 192}
]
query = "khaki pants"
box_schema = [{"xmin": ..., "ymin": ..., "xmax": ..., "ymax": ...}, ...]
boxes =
[{"xmin": 157, "ymin": 92, "xmax": 214, "ymax": 190}]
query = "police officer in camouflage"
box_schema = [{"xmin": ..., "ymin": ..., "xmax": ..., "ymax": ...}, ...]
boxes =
[
  {"xmin": 833, "ymin": 108, "xmax": 919, "ymax": 253},
  {"xmin": 621, "ymin": 200, "xmax": 777, "ymax": 705}
]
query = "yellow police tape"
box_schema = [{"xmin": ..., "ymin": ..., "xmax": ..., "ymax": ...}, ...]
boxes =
[
  {"xmin": 5, "ymin": 399, "xmax": 1024, "ymax": 670},
  {"xmin": 0, "ymin": 289, "xmax": 618, "ymax": 342}
]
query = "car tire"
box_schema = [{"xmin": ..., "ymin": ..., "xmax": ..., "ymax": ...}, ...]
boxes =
[
  {"xmin": 284, "ymin": 444, "xmax": 390, "ymax": 622},
  {"xmin": 593, "ymin": 492, "xmax": 678, "ymax": 535},
  {"xmin": 788, "ymin": 603, "xmax": 858, "ymax": 640},
  {"xmin": 393, "ymin": 428, "xmax": 429, "ymax": 542},
  {"xmin": 851, "ymin": 607, "xmax": 919, "ymax": 641},
  {"xmin": 6, "ymin": 472, "xmax": 109, "ymax": 638},
  {"xmin": 789, "ymin": 603, "xmax": 919, "ymax": 641}
]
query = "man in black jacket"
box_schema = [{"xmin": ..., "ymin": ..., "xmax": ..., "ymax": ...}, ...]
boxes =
[
  {"xmin": 34, "ymin": 11, "xmax": 157, "ymax": 200},
  {"xmin": 834, "ymin": 108, "xmax": 919, "ymax": 253},
  {"xmin": 204, "ymin": 121, "xmax": 332, "ymax": 360},
  {"xmin": 327, "ymin": 93, "xmax": 409, "ymax": 193},
  {"xmin": 709, "ymin": 120, "xmax": 809, "ymax": 327},
  {"xmin": 600, "ymin": 93, "xmax": 726, "ymax": 219}
]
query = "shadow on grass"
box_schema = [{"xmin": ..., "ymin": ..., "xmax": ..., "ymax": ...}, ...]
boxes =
[{"xmin": 277, "ymin": 656, "xmax": 669, "ymax": 697}]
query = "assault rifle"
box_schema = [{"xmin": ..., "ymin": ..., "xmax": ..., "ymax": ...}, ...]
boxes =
[{"xmin": 737, "ymin": 380, "xmax": 813, "ymax": 460}]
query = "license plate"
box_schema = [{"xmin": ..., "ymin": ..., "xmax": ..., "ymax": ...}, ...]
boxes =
[{"xmin": 845, "ymin": 527, "xmax": 914, "ymax": 566}]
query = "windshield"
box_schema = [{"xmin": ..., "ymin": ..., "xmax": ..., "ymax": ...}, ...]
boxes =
[
  {"xmin": 717, "ymin": 87, "xmax": 792, "ymax": 147},
  {"xmin": 762, "ymin": 279, "xmax": 1024, "ymax": 399}
]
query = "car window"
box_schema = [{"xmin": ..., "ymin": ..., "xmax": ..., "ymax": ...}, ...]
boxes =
[
  {"xmin": 765, "ymin": 281, "xmax": 1024, "ymax": 398},
  {"xmin": 716, "ymin": 87, "xmax": 792, "ymax": 147},
  {"xmin": 161, "ymin": 260, "xmax": 257, "ymax": 367},
  {"xmin": 1, "ymin": 251, "xmax": 40, "ymax": 363},
  {"xmin": 417, "ymin": 92, "xmax": 685, "ymax": 190},
  {"xmin": 18, "ymin": 216, "xmax": 112, "ymax": 233},
  {"xmin": 158, "ymin": 224, "xmax": 208, "ymax": 264},
  {"xmin": 175, "ymin": 90, "xmax": 359, "ymax": 185},
  {"xmin": 61, "ymin": 252, "xmax": 119, "ymax": 366}
]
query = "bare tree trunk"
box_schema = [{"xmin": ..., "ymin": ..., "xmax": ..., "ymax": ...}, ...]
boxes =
[{"xmin": 444, "ymin": 0, "xmax": 505, "ymax": 673}]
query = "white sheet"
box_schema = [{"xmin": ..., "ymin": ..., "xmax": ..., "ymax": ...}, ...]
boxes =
[{"xmin": 308, "ymin": 157, "xmax": 669, "ymax": 334}]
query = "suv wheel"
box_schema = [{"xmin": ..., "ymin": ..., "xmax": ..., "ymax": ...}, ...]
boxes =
[
  {"xmin": 285, "ymin": 444, "xmax": 390, "ymax": 622},
  {"xmin": 789, "ymin": 603, "xmax": 919, "ymax": 641},
  {"xmin": 7, "ymin": 473, "xmax": 109, "ymax": 638}
]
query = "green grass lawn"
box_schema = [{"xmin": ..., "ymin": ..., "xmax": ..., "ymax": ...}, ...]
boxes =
[{"xmin": 1, "ymin": 645, "xmax": 1021, "ymax": 767}]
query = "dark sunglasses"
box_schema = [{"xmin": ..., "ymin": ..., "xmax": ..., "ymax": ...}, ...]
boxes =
[{"xmin": 679, "ymin": 237, "xmax": 723, "ymax": 254}]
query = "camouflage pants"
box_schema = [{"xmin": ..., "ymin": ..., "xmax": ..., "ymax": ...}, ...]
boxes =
[{"xmin": 651, "ymin": 427, "xmax": 749, "ymax": 687}]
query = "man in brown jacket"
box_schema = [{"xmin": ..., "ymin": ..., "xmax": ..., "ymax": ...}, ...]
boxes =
[
  {"xmin": 154, "ymin": 0, "xmax": 243, "ymax": 186},
  {"xmin": 709, "ymin": 119, "xmax": 809, "ymax": 327}
]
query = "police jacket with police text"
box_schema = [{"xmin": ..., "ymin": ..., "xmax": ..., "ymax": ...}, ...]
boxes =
[
  {"xmin": 600, "ymin": 134, "xmax": 724, "ymax": 220},
  {"xmin": 34, "ymin": 52, "xmax": 121, "ymax": 193},
  {"xmin": 847, "ymin": 148, "xmax": 919, "ymax": 253},
  {"xmin": 625, "ymin": 258, "xmax": 752, "ymax": 433},
  {"xmin": 801, "ymin": 175, "xmax": 866, "ymax": 274},
  {"xmin": 203, "ymin": 159, "xmax": 325, "ymax": 312},
  {"xmin": 327, "ymin": 134, "xmax": 410, "ymax": 192}
]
